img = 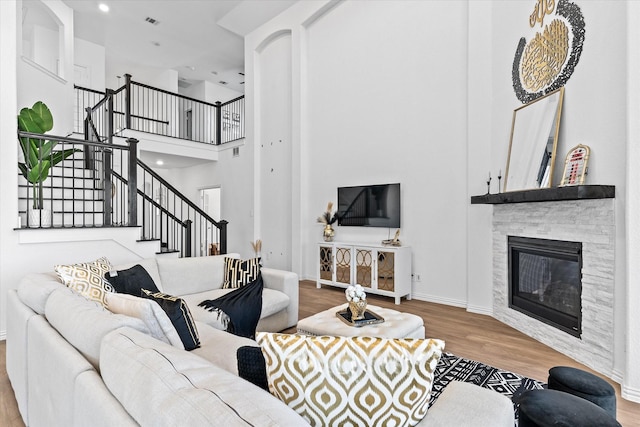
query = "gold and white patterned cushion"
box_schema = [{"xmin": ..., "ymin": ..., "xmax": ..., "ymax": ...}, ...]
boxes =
[
  {"xmin": 222, "ymin": 257, "xmax": 261, "ymax": 289},
  {"xmin": 256, "ymin": 332, "xmax": 445, "ymax": 427},
  {"xmin": 54, "ymin": 256, "xmax": 114, "ymax": 307}
]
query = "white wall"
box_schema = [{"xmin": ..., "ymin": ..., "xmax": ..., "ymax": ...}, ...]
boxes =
[
  {"xmin": 74, "ymin": 38, "xmax": 105, "ymax": 90},
  {"xmin": 257, "ymin": 32, "xmax": 293, "ymax": 271},
  {"xmin": 625, "ymin": 0, "xmax": 640, "ymax": 404},
  {"xmin": 243, "ymin": 0, "xmax": 639, "ymax": 397},
  {"xmin": 180, "ymin": 80, "xmax": 243, "ymax": 104},
  {"xmin": 486, "ymin": 0, "xmax": 630, "ymax": 388},
  {"xmin": 0, "ymin": 0, "xmax": 19, "ymax": 340},
  {"xmin": 247, "ymin": 0, "xmax": 470, "ymax": 306},
  {"xmin": 17, "ymin": 0, "xmax": 74, "ymax": 135},
  {"xmin": 159, "ymin": 143, "xmax": 255, "ymax": 259}
]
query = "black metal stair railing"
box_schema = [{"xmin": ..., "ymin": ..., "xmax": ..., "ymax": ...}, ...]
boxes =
[
  {"xmin": 17, "ymin": 131, "xmax": 136, "ymax": 229},
  {"xmin": 133, "ymin": 159, "xmax": 227, "ymax": 257},
  {"xmin": 75, "ymin": 74, "xmax": 245, "ymax": 144},
  {"xmin": 17, "ymin": 130, "xmax": 227, "ymax": 257},
  {"xmin": 78, "ymin": 84, "xmax": 227, "ymax": 256}
]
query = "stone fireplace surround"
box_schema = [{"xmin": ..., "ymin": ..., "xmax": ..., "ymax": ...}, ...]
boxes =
[{"xmin": 472, "ymin": 186, "xmax": 616, "ymax": 377}]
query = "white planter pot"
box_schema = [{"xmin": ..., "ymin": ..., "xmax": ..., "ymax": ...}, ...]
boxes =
[{"xmin": 29, "ymin": 208, "xmax": 51, "ymax": 228}]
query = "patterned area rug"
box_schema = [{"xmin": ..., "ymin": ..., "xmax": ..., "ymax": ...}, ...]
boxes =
[{"xmin": 429, "ymin": 352, "xmax": 545, "ymax": 423}]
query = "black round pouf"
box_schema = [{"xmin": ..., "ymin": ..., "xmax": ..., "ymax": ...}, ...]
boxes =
[
  {"xmin": 518, "ymin": 390, "xmax": 621, "ymax": 427},
  {"xmin": 548, "ymin": 366, "xmax": 616, "ymax": 417}
]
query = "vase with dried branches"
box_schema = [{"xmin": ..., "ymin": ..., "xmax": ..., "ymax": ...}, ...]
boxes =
[{"xmin": 317, "ymin": 202, "xmax": 339, "ymax": 242}]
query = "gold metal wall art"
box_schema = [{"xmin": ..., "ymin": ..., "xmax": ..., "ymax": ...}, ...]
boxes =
[
  {"xmin": 530, "ymin": 0, "xmax": 556, "ymax": 28},
  {"xmin": 560, "ymin": 144, "xmax": 590, "ymax": 186},
  {"xmin": 513, "ymin": 0, "xmax": 585, "ymax": 103},
  {"xmin": 521, "ymin": 19, "xmax": 569, "ymax": 92}
]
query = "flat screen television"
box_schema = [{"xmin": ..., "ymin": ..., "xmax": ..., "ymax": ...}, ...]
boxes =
[{"xmin": 337, "ymin": 183, "xmax": 400, "ymax": 228}]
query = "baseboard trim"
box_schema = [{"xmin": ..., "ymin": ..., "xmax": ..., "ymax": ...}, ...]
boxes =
[
  {"xmin": 611, "ymin": 368, "xmax": 624, "ymax": 384},
  {"xmin": 410, "ymin": 292, "xmax": 467, "ymax": 308},
  {"xmin": 622, "ymin": 384, "xmax": 640, "ymax": 403},
  {"xmin": 466, "ymin": 305, "xmax": 493, "ymax": 316}
]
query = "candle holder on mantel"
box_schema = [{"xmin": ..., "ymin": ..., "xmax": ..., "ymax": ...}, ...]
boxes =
[{"xmin": 486, "ymin": 173, "xmax": 492, "ymax": 194}]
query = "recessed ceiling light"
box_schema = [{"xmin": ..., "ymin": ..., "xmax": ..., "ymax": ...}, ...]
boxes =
[
  {"xmin": 211, "ymin": 70, "xmax": 218, "ymax": 75},
  {"xmin": 152, "ymin": 41, "xmax": 160, "ymax": 47},
  {"xmin": 98, "ymin": 3, "xmax": 109, "ymax": 12},
  {"xmin": 219, "ymin": 81, "xmax": 227, "ymax": 85},
  {"xmin": 156, "ymin": 160, "xmax": 164, "ymax": 166}
]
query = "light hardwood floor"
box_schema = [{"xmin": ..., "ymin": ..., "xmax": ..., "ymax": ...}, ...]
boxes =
[{"xmin": 1, "ymin": 280, "xmax": 638, "ymax": 426}]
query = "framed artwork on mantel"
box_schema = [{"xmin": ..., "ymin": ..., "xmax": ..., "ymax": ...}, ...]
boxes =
[{"xmin": 560, "ymin": 144, "xmax": 590, "ymax": 186}]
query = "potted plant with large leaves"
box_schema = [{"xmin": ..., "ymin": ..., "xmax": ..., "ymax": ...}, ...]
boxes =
[{"xmin": 18, "ymin": 101, "xmax": 79, "ymax": 227}]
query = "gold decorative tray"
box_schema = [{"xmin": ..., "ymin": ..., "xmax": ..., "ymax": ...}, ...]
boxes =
[{"xmin": 336, "ymin": 308, "xmax": 385, "ymax": 327}]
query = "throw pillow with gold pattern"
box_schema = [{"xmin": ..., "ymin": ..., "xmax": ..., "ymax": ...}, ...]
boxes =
[
  {"xmin": 222, "ymin": 257, "xmax": 261, "ymax": 289},
  {"xmin": 54, "ymin": 256, "xmax": 115, "ymax": 307},
  {"xmin": 256, "ymin": 332, "xmax": 445, "ymax": 427}
]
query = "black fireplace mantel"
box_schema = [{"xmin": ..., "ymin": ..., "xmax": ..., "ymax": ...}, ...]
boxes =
[{"xmin": 470, "ymin": 185, "xmax": 615, "ymax": 205}]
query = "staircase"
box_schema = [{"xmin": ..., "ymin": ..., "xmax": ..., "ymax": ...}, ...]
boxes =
[{"xmin": 17, "ymin": 131, "xmax": 226, "ymax": 257}]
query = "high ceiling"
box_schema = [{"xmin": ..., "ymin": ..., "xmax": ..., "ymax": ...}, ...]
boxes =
[{"xmin": 62, "ymin": 0, "xmax": 297, "ymax": 93}]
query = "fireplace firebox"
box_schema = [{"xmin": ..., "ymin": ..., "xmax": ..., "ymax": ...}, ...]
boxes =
[{"xmin": 508, "ymin": 236, "xmax": 582, "ymax": 338}]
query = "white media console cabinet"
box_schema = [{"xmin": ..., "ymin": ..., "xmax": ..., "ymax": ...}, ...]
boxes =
[{"xmin": 317, "ymin": 242, "xmax": 412, "ymax": 304}]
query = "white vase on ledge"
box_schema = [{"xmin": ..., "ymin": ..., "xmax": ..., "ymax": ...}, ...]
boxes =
[{"xmin": 29, "ymin": 208, "xmax": 51, "ymax": 228}]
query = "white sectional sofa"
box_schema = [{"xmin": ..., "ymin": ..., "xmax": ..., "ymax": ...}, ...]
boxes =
[{"xmin": 6, "ymin": 254, "xmax": 515, "ymax": 426}]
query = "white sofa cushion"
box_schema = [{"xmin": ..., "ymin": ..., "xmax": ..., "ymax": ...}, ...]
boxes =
[
  {"xmin": 100, "ymin": 327, "xmax": 308, "ymax": 427},
  {"xmin": 157, "ymin": 253, "xmax": 239, "ymax": 295},
  {"xmin": 191, "ymin": 321, "xmax": 259, "ymax": 375},
  {"xmin": 181, "ymin": 288, "xmax": 290, "ymax": 330},
  {"xmin": 17, "ymin": 272, "xmax": 63, "ymax": 314},
  {"xmin": 105, "ymin": 292, "xmax": 181, "ymax": 347},
  {"xmin": 45, "ymin": 287, "xmax": 149, "ymax": 369},
  {"xmin": 419, "ymin": 381, "xmax": 515, "ymax": 427}
]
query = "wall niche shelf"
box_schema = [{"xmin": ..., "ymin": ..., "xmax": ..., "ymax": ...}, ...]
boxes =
[{"xmin": 470, "ymin": 185, "xmax": 615, "ymax": 205}]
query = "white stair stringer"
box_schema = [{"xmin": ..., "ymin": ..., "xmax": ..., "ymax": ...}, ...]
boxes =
[{"xmin": 16, "ymin": 226, "xmax": 163, "ymax": 260}]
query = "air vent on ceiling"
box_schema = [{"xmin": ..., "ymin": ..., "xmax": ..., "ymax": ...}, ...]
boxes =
[
  {"xmin": 233, "ymin": 147, "xmax": 240, "ymax": 157},
  {"xmin": 145, "ymin": 17, "xmax": 159, "ymax": 25}
]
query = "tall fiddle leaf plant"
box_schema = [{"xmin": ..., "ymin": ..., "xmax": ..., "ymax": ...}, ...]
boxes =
[{"xmin": 18, "ymin": 101, "xmax": 79, "ymax": 209}]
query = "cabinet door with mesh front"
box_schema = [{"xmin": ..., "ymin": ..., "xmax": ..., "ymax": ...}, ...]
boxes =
[
  {"xmin": 355, "ymin": 248, "xmax": 373, "ymax": 288},
  {"xmin": 376, "ymin": 251, "xmax": 396, "ymax": 292}
]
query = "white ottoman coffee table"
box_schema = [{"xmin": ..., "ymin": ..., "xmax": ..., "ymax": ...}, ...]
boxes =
[{"xmin": 297, "ymin": 303, "xmax": 425, "ymax": 339}]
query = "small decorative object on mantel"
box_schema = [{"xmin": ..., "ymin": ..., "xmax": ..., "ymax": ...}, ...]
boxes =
[
  {"xmin": 382, "ymin": 229, "xmax": 402, "ymax": 247},
  {"xmin": 498, "ymin": 169, "xmax": 502, "ymax": 193},
  {"xmin": 560, "ymin": 144, "xmax": 590, "ymax": 186},
  {"xmin": 317, "ymin": 201, "xmax": 339, "ymax": 242},
  {"xmin": 345, "ymin": 284, "xmax": 367, "ymax": 320},
  {"xmin": 486, "ymin": 172, "xmax": 492, "ymax": 194}
]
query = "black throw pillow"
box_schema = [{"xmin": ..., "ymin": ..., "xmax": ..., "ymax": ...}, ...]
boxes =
[
  {"xmin": 105, "ymin": 264, "xmax": 159, "ymax": 295},
  {"xmin": 198, "ymin": 274, "xmax": 263, "ymax": 339},
  {"xmin": 237, "ymin": 346, "xmax": 269, "ymax": 391},
  {"xmin": 141, "ymin": 289, "xmax": 200, "ymax": 351}
]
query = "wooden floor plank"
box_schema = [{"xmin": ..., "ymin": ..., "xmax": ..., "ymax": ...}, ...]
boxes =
[{"xmin": 1, "ymin": 280, "xmax": 638, "ymax": 426}]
